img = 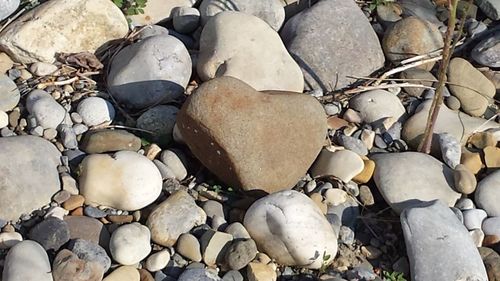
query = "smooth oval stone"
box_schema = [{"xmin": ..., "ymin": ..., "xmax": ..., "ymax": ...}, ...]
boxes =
[
  {"xmin": 145, "ymin": 249, "xmax": 171, "ymax": 272},
  {"xmin": 172, "ymin": 6, "xmax": 200, "ymax": 34},
  {"xmin": 310, "ymin": 149, "xmax": 365, "ymax": 183},
  {"xmin": 0, "ymin": 135, "xmax": 61, "ymax": 221},
  {"xmin": 401, "ymin": 200, "xmax": 488, "ymax": 281},
  {"xmin": 475, "ymin": 170, "xmax": 500, "ymax": 217},
  {"xmin": 482, "ymin": 217, "xmax": 500, "ymax": 236},
  {"xmin": 110, "ymin": 223, "xmax": 151, "ymax": 265},
  {"xmin": 0, "ymin": 74, "xmax": 20, "ymax": 111},
  {"xmin": 80, "ymin": 129, "xmax": 142, "ymax": 154},
  {"xmin": 76, "ymin": 97, "xmax": 115, "ymax": 127},
  {"xmin": 472, "ymin": 30, "xmax": 500, "ymax": 67},
  {"xmin": 463, "ymin": 209, "xmax": 488, "ymax": 230},
  {"xmin": 178, "ymin": 76, "xmax": 326, "ymax": 193},
  {"xmin": 244, "ymin": 190, "xmax": 337, "ymax": 269},
  {"xmin": 2, "ymin": 240, "xmax": 53, "ymax": 281},
  {"xmin": 372, "ymin": 152, "xmax": 460, "ymax": 214},
  {"xmin": 137, "ymin": 105, "xmax": 178, "ymax": 145},
  {"xmin": 348, "ymin": 90, "xmax": 405, "ymax": 124},
  {"xmin": 453, "ymin": 164, "xmax": 477, "ymax": 194},
  {"xmin": 79, "ymin": 151, "xmax": 162, "ymax": 210},
  {"xmin": 26, "ymin": 89, "xmax": 67, "ymax": 129}
]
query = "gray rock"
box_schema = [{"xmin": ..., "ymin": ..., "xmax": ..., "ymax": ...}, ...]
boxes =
[
  {"xmin": 28, "ymin": 217, "xmax": 70, "ymax": 251},
  {"xmin": 450, "ymin": 207, "xmax": 464, "ymax": 224},
  {"xmin": 0, "ymin": 74, "xmax": 19, "ymax": 111},
  {"xmin": 225, "ymin": 239, "xmax": 258, "ymax": 270},
  {"xmin": 84, "ymin": 206, "xmax": 108, "ymax": 218},
  {"xmin": 177, "ymin": 268, "xmax": 222, "ymax": 281},
  {"xmin": 26, "ymin": 90, "xmax": 67, "ymax": 129},
  {"xmin": 472, "ymin": 31, "xmax": 500, "ymax": 67},
  {"xmin": 222, "ymin": 270, "xmax": 243, "ymax": 281},
  {"xmin": 400, "ymin": 68, "xmax": 436, "ymax": 98},
  {"xmin": 2, "ymin": 240, "xmax": 53, "ymax": 281},
  {"xmin": 326, "ymin": 196, "xmax": 359, "ymax": 230},
  {"xmin": 463, "ymin": 209, "xmax": 488, "ymax": 230},
  {"xmin": 475, "ymin": 170, "xmax": 500, "ymax": 217},
  {"xmin": 348, "ymin": 90, "xmax": 405, "ymax": 124},
  {"xmin": 137, "ymin": 25, "xmax": 170, "ymax": 40},
  {"xmin": 372, "ymin": 152, "xmax": 460, "ymax": 214},
  {"xmin": 445, "ymin": 95, "xmax": 461, "ymax": 110},
  {"xmin": 172, "ymin": 6, "xmax": 200, "ymax": 34},
  {"xmin": 59, "ymin": 124, "xmax": 78, "ymax": 149},
  {"xmin": 339, "ymin": 226, "xmax": 355, "ymax": 245},
  {"xmin": 0, "ymin": 136, "xmax": 61, "ymax": 221},
  {"xmin": 107, "ymin": 35, "xmax": 191, "ymax": 109},
  {"xmin": 482, "ymin": 217, "xmax": 500, "ymax": 236},
  {"xmin": 455, "ymin": 198, "xmax": 475, "ymax": 210},
  {"xmin": 438, "ymin": 133, "xmax": 461, "ymax": 169},
  {"xmin": 399, "ymin": 0, "xmax": 442, "ymax": 26},
  {"xmin": 0, "ymin": 0, "xmax": 19, "ymax": 21},
  {"xmin": 281, "ymin": 0, "xmax": 385, "ymax": 91},
  {"xmin": 137, "ymin": 105, "xmax": 178, "ymax": 145},
  {"xmin": 401, "ymin": 200, "xmax": 488, "ymax": 281},
  {"xmin": 76, "ymin": 97, "xmax": 115, "ymax": 127},
  {"xmin": 69, "ymin": 238, "xmax": 111, "ymax": 272},
  {"xmin": 338, "ymin": 135, "xmax": 368, "ymax": 156},
  {"xmin": 476, "ymin": 0, "xmax": 500, "ymax": 20}
]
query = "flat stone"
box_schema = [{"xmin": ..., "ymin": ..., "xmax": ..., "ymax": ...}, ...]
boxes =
[
  {"xmin": 0, "ymin": 74, "xmax": 19, "ymax": 111},
  {"xmin": 145, "ymin": 249, "xmax": 171, "ymax": 272},
  {"xmin": 80, "ymin": 129, "xmax": 142, "ymax": 154},
  {"xmin": 311, "ymin": 149, "xmax": 365, "ymax": 183},
  {"xmin": 103, "ymin": 266, "xmax": 140, "ymax": 281},
  {"xmin": 160, "ymin": 149, "xmax": 188, "ymax": 181},
  {"xmin": 28, "ymin": 217, "xmax": 70, "ymax": 251},
  {"xmin": 348, "ymin": 90, "xmax": 405, "ymax": 124},
  {"xmin": 468, "ymin": 131, "xmax": 497, "ymax": 149},
  {"xmin": 63, "ymin": 195, "xmax": 85, "ymax": 211},
  {"xmin": 198, "ymin": 12, "xmax": 303, "ymax": 92},
  {"xmin": 244, "ymin": 190, "xmax": 337, "ymax": 269},
  {"xmin": 401, "ymin": 200, "xmax": 488, "ymax": 281},
  {"xmin": 0, "ymin": 0, "xmax": 128, "ymax": 63},
  {"xmin": 472, "ymin": 31, "xmax": 500, "ymax": 67},
  {"xmin": 453, "ymin": 164, "xmax": 477, "ymax": 194},
  {"xmin": 0, "ymin": 136, "xmax": 61, "ymax": 221},
  {"xmin": 372, "ymin": 152, "xmax": 460, "ymax": 214},
  {"xmin": 200, "ymin": 230, "xmax": 233, "ymax": 266},
  {"xmin": 79, "ymin": 151, "xmax": 162, "ymax": 210},
  {"xmin": 64, "ymin": 216, "xmax": 110, "ymax": 248},
  {"xmin": 225, "ymin": 222, "xmax": 251, "ymax": 240},
  {"xmin": 353, "ymin": 159, "xmax": 376, "ymax": 184},
  {"xmin": 475, "ymin": 170, "xmax": 500, "ymax": 217},
  {"xmin": 282, "ymin": 0, "xmax": 384, "ymax": 91},
  {"xmin": 246, "ymin": 262, "xmax": 277, "ymax": 281},
  {"xmin": 2, "ymin": 241, "xmax": 52, "ymax": 281},
  {"xmin": 110, "ymin": 223, "xmax": 151, "ymax": 265},
  {"xmin": 69, "ymin": 239, "xmax": 110, "ymax": 273},
  {"xmin": 52, "ymin": 249, "xmax": 104, "ymax": 281},
  {"xmin": 484, "ymin": 146, "xmax": 500, "ymax": 168},
  {"xmin": 147, "ymin": 190, "xmax": 207, "ymax": 247},
  {"xmin": 178, "ymin": 76, "xmax": 326, "ymax": 193},
  {"xmin": 176, "ymin": 233, "xmax": 202, "ymax": 262}
]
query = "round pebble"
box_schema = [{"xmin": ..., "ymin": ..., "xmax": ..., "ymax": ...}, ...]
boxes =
[
  {"xmin": 145, "ymin": 249, "xmax": 171, "ymax": 272},
  {"xmin": 77, "ymin": 97, "xmax": 115, "ymax": 127},
  {"xmin": 110, "ymin": 223, "xmax": 152, "ymax": 265}
]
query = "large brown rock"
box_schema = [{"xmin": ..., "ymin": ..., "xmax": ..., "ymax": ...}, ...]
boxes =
[{"xmin": 178, "ymin": 76, "xmax": 326, "ymax": 193}]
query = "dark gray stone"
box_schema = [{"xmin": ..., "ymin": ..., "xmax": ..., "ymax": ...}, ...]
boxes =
[
  {"xmin": 69, "ymin": 239, "xmax": 111, "ymax": 272},
  {"xmin": 84, "ymin": 206, "xmax": 107, "ymax": 218},
  {"xmin": 28, "ymin": 217, "xmax": 70, "ymax": 251},
  {"xmin": 472, "ymin": 31, "xmax": 500, "ymax": 68},
  {"xmin": 222, "ymin": 270, "xmax": 244, "ymax": 281},
  {"xmin": 476, "ymin": 0, "xmax": 500, "ymax": 20},
  {"xmin": 224, "ymin": 239, "xmax": 258, "ymax": 270},
  {"xmin": 399, "ymin": 0, "xmax": 442, "ymax": 26}
]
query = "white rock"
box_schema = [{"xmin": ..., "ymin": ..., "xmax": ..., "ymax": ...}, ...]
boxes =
[
  {"xmin": 0, "ymin": 232, "xmax": 23, "ymax": 249},
  {"xmin": 310, "ymin": 149, "xmax": 364, "ymax": 183},
  {"xmin": 102, "ymin": 266, "xmax": 140, "ymax": 281},
  {"xmin": 2, "ymin": 240, "xmax": 53, "ymax": 281},
  {"xmin": 145, "ymin": 249, "xmax": 171, "ymax": 272},
  {"xmin": 348, "ymin": 90, "xmax": 405, "ymax": 124},
  {"xmin": 160, "ymin": 149, "xmax": 188, "ymax": 180},
  {"xmin": 79, "ymin": 151, "xmax": 162, "ymax": 210},
  {"xmin": 323, "ymin": 188, "xmax": 348, "ymax": 206},
  {"xmin": 76, "ymin": 97, "xmax": 115, "ymax": 127},
  {"xmin": 475, "ymin": 170, "xmax": 500, "ymax": 217},
  {"xmin": 26, "ymin": 90, "xmax": 67, "ymax": 129},
  {"xmin": 44, "ymin": 206, "xmax": 69, "ymax": 220},
  {"xmin": 198, "ymin": 11, "xmax": 303, "ymax": 92},
  {"xmin": 0, "ymin": 0, "xmax": 19, "ymax": 21},
  {"xmin": 110, "ymin": 223, "xmax": 151, "ymax": 265},
  {"xmin": 244, "ymin": 190, "xmax": 337, "ymax": 269},
  {"xmin": 482, "ymin": 217, "xmax": 500, "ymax": 236},
  {"xmin": 463, "ymin": 209, "xmax": 488, "ymax": 230},
  {"xmin": 29, "ymin": 62, "xmax": 58, "ymax": 76},
  {"xmin": 438, "ymin": 133, "xmax": 461, "ymax": 169},
  {"xmin": 0, "ymin": 110, "xmax": 8, "ymax": 128},
  {"xmin": 0, "ymin": 0, "xmax": 128, "ymax": 64}
]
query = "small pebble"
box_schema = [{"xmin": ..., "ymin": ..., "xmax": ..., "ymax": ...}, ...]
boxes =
[
  {"xmin": 343, "ymin": 108, "xmax": 362, "ymax": 123},
  {"xmin": 446, "ymin": 95, "xmax": 461, "ymax": 110},
  {"xmin": 453, "ymin": 164, "xmax": 477, "ymax": 194},
  {"xmin": 43, "ymin": 128, "xmax": 58, "ymax": 140},
  {"xmin": 62, "ymin": 195, "xmax": 85, "ymax": 211},
  {"xmin": 455, "ymin": 198, "xmax": 475, "ymax": 210},
  {"xmin": 30, "ymin": 125, "xmax": 44, "ymax": 136},
  {"xmin": 70, "ymin": 112, "xmax": 83, "ymax": 123},
  {"xmin": 339, "ymin": 226, "xmax": 355, "ymax": 245},
  {"xmin": 359, "ymin": 185, "xmax": 375, "ymax": 206},
  {"xmin": 145, "ymin": 249, "xmax": 171, "ymax": 272},
  {"xmin": 463, "ymin": 209, "xmax": 487, "ymax": 230},
  {"xmin": 324, "ymin": 102, "xmax": 342, "ymax": 116},
  {"xmin": 84, "ymin": 206, "xmax": 107, "ymax": 218},
  {"xmin": 52, "ymin": 190, "xmax": 71, "ymax": 204}
]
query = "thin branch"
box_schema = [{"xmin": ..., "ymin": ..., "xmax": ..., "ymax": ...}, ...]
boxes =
[
  {"xmin": 372, "ymin": 56, "xmax": 442, "ymax": 86},
  {"xmin": 36, "ymin": 77, "xmax": 78, "ymax": 89},
  {"xmin": 344, "ymin": 83, "xmax": 434, "ymax": 94}
]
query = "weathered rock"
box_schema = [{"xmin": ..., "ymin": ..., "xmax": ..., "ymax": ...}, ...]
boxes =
[
  {"xmin": 348, "ymin": 90, "xmax": 405, "ymax": 124},
  {"xmin": 310, "ymin": 149, "xmax": 365, "ymax": 183},
  {"xmin": 200, "ymin": 230, "xmax": 233, "ymax": 266},
  {"xmin": 199, "ymin": 0, "xmax": 284, "ymax": 31},
  {"xmin": 110, "ymin": 223, "xmax": 151, "ymax": 265},
  {"xmin": 197, "ymin": 12, "xmax": 303, "ymax": 92},
  {"xmin": 177, "ymin": 268, "xmax": 222, "ymax": 281},
  {"xmin": 172, "ymin": 6, "xmax": 200, "ymax": 34},
  {"xmin": 225, "ymin": 239, "xmax": 258, "ymax": 270},
  {"xmin": 28, "ymin": 217, "xmax": 70, "ymax": 251},
  {"xmin": 26, "ymin": 89, "xmax": 67, "ymax": 129},
  {"xmin": 400, "ymin": 68, "xmax": 436, "ymax": 97},
  {"xmin": 281, "ymin": 0, "xmax": 384, "ymax": 90},
  {"xmin": 107, "ymin": 35, "xmax": 191, "ymax": 109},
  {"xmin": 401, "ymin": 200, "xmax": 487, "ymax": 281},
  {"xmin": 128, "ymin": 0, "xmax": 194, "ymax": 26},
  {"xmin": 402, "ymin": 100, "xmax": 499, "ymax": 148},
  {"xmin": 80, "ymin": 129, "xmax": 142, "ymax": 153},
  {"xmin": 246, "ymin": 262, "xmax": 277, "ymax": 281},
  {"xmin": 52, "ymin": 249, "xmax": 104, "ymax": 281},
  {"xmin": 472, "ymin": 31, "xmax": 500, "ymax": 67},
  {"xmin": 159, "ymin": 149, "xmax": 188, "ymax": 181},
  {"xmin": 484, "ymin": 146, "xmax": 500, "ymax": 168},
  {"xmin": 244, "ymin": 190, "xmax": 337, "ymax": 269},
  {"xmin": 372, "ymin": 152, "xmax": 460, "ymax": 214},
  {"xmin": 178, "ymin": 77, "xmax": 326, "ymax": 193},
  {"xmin": 479, "ymin": 247, "xmax": 500, "ymax": 281},
  {"xmin": 2, "ymin": 241, "xmax": 53, "ymax": 281},
  {"xmin": 0, "ymin": 0, "xmax": 128, "ymax": 63},
  {"xmin": 438, "ymin": 132, "xmax": 461, "ymax": 168},
  {"xmin": 476, "ymin": 0, "xmax": 500, "ymax": 20},
  {"xmin": 382, "ymin": 16, "xmax": 443, "ymax": 70},
  {"xmin": 448, "ymin": 57, "xmax": 495, "ymax": 116},
  {"xmin": 0, "ymin": 0, "xmax": 19, "ymax": 21},
  {"xmin": 147, "ymin": 190, "xmax": 207, "ymax": 247},
  {"xmin": 0, "ymin": 74, "xmax": 19, "ymax": 111},
  {"xmin": 475, "ymin": 170, "xmax": 500, "ymax": 217},
  {"xmin": 0, "ymin": 136, "xmax": 60, "ymax": 221},
  {"xmin": 69, "ymin": 239, "xmax": 111, "ymax": 273},
  {"xmin": 137, "ymin": 105, "xmax": 178, "ymax": 145},
  {"xmin": 79, "ymin": 151, "xmax": 162, "ymax": 210}
]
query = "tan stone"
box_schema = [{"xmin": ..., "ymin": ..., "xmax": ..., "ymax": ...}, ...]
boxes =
[
  {"xmin": 453, "ymin": 164, "xmax": 477, "ymax": 194},
  {"xmin": 484, "ymin": 146, "xmax": 500, "ymax": 168},
  {"xmin": 0, "ymin": 0, "xmax": 128, "ymax": 64},
  {"xmin": 353, "ymin": 159, "xmax": 376, "ymax": 184},
  {"xmin": 468, "ymin": 131, "xmax": 497, "ymax": 149},
  {"xmin": 62, "ymin": 195, "xmax": 85, "ymax": 211},
  {"xmin": 103, "ymin": 266, "xmax": 140, "ymax": 281},
  {"xmin": 461, "ymin": 148, "xmax": 483, "ymax": 174},
  {"xmin": 327, "ymin": 116, "xmax": 349, "ymax": 130},
  {"xmin": 178, "ymin": 76, "xmax": 326, "ymax": 193},
  {"xmin": 309, "ymin": 193, "xmax": 327, "ymax": 214},
  {"xmin": 310, "ymin": 149, "xmax": 365, "ymax": 183},
  {"xmin": 0, "ymin": 52, "xmax": 13, "ymax": 74},
  {"xmin": 247, "ymin": 262, "xmax": 277, "ymax": 281}
]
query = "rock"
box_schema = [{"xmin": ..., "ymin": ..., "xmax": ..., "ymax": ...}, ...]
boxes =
[
  {"xmin": 0, "ymin": 0, "xmax": 128, "ymax": 63},
  {"xmin": 310, "ymin": 149, "xmax": 365, "ymax": 183},
  {"xmin": 29, "ymin": 62, "xmax": 58, "ymax": 76},
  {"xmin": 483, "ymin": 217, "xmax": 500, "ymax": 236},
  {"xmin": 282, "ymin": 0, "xmax": 384, "ymax": 91},
  {"xmin": 64, "ymin": 216, "xmax": 110, "ymax": 248},
  {"xmin": 0, "ymin": 0, "xmax": 19, "ymax": 21},
  {"xmin": 0, "ymin": 232, "xmax": 22, "ymax": 249},
  {"xmin": 244, "ymin": 190, "xmax": 337, "ymax": 269},
  {"xmin": 246, "ymin": 262, "xmax": 277, "ymax": 281},
  {"xmin": 461, "ymin": 148, "xmax": 483, "ymax": 174},
  {"xmin": 382, "ymin": 16, "xmax": 443, "ymax": 69},
  {"xmin": 455, "ymin": 198, "xmax": 475, "ymax": 210},
  {"xmin": 202, "ymin": 200, "xmax": 225, "ymax": 219},
  {"xmin": 223, "ymin": 271, "xmax": 244, "ymax": 281},
  {"xmin": 484, "ymin": 146, "xmax": 500, "ymax": 168},
  {"xmin": 198, "ymin": 12, "xmax": 303, "ymax": 92},
  {"xmin": 453, "ymin": 164, "xmax": 477, "ymax": 194},
  {"xmin": 446, "ymin": 95, "xmax": 461, "ymax": 110},
  {"xmin": 0, "ymin": 136, "xmax": 61, "ymax": 221},
  {"xmin": 463, "ymin": 208, "xmax": 488, "ymax": 230},
  {"xmin": 448, "ymin": 58, "xmax": 495, "ymax": 116},
  {"xmin": 402, "ymin": 100, "xmax": 499, "ymax": 149},
  {"xmin": 372, "ymin": 152, "xmax": 460, "ymax": 214},
  {"xmin": 107, "ymin": 35, "xmax": 191, "ymax": 109},
  {"xmin": 401, "ymin": 200, "xmax": 487, "ymax": 281},
  {"xmin": 76, "ymin": 97, "xmax": 115, "ymax": 127},
  {"xmin": 323, "ymin": 188, "xmax": 348, "ymax": 206},
  {"xmin": 479, "ymin": 247, "xmax": 500, "ymax": 281},
  {"xmin": 79, "ymin": 151, "xmax": 162, "ymax": 210},
  {"xmin": 159, "ymin": 149, "xmax": 188, "ymax": 181},
  {"xmin": 103, "ymin": 266, "xmax": 140, "ymax": 281},
  {"xmin": 145, "ymin": 249, "xmax": 171, "ymax": 272},
  {"xmin": 400, "ymin": 0, "xmax": 442, "ymax": 25},
  {"xmin": 472, "ymin": 31, "xmax": 500, "ymax": 67},
  {"xmin": 200, "ymin": 230, "xmax": 233, "ymax": 266},
  {"xmin": 348, "ymin": 90, "xmax": 405, "ymax": 124},
  {"xmin": 80, "ymin": 129, "xmax": 142, "ymax": 154},
  {"xmin": 172, "ymin": 6, "xmax": 200, "ymax": 34},
  {"xmin": 476, "ymin": 0, "xmax": 500, "ymax": 20},
  {"xmin": 338, "ymin": 135, "xmax": 368, "ymax": 156},
  {"xmin": 470, "ymin": 229, "xmax": 485, "ymax": 247},
  {"xmin": 2, "ymin": 241, "xmax": 53, "ymax": 281},
  {"xmin": 199, "ymin": 0, "xmax": 284, "ymax": 31},
  {"xmin": 0, "ymin": 52, "xmax": 13, "ymax": 74},
  {"xmin": 52, "ymin": 249, "xmax": 104, "ymax": 281},
  {"xmin": 176, "ymin": 233, "xmax": 202, "ymax": 262},
  {"xmin": 128, "ymin": 0, "xmax": 193, "ymax": 26},
  {"xmin": 177, "ymin": 268, "xmax": 223, "ymax": 281},
  {"xmin": 438, "ymin": 133, "xmax": 461, "ymax": 168},
  {"xmin": 0, "ymin": 74, "xmax": 19, "ymax": 111},
  {"xmin": 137, "ymin": 105, "xmax": 178, "ymax": 145},
  {"xmin": 359, "ymin": 185, "xmax": 375, "ymax": 206},
  {"xmin": 225, "ymin": 223, "xmax": 251, "ymax": 240},
  {"xmin": 353, "ymin": 159, "xmax": 376, "ymax": 184},
  {"xmin": 27, "ymin": 89, "xmax": 68, "ymax": 129},
  {"xmin": 225, "ymin": 239, "xmax": 258, "ymax": 270},
  {"xmin": 147, "ymin": 190, "xmax": 207, "ymax": 247},
  {"xmin": 62, "ymin": 195, "xmax": 85, "ymax": 211},
  {"xmin": 0, "ymin": 110, "xmax": 8, "ymax": 128},
  {"xmin": 178, "ymin": 77, "xmax": 325, "ymax": 193},
  {"xmin": 376, "ymin": 2, "xmax": 403, "ymax": 28},
  {"xmin": 69, "ymin": 239, "xmax": 111, "ymax": 273},
  {"xmin": 475, "ymin": 170, "xmax": 500, "ymax": 217},
  {"xmin": 469, "ymin": 131, "xmax": 497, "ymax": 149},
  {"xmin": 110, "ymin": 223, "xmax": 151, "ymax": 265},
  {"xmin": 28, "ymin": 217, "xmax": 70, "ymax": 251}
]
